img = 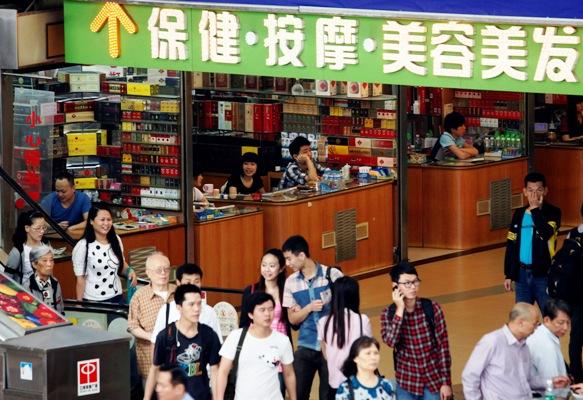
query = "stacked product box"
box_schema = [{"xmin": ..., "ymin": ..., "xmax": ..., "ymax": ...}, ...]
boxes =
[{"xmin": 280, "ymin": 132, "xmax": 318, "ymax": 161}]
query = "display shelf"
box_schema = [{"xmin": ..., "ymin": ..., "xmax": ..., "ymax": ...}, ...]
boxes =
[{"xmin": 122, "ymin": 140, "xmax": 180, "ymax": 146}]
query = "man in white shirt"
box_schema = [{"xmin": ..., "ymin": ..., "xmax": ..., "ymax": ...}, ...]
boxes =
[
  {"xmin": 216, "ymin": 292, "xmax": 296, "ymax": 400},
  {"xmin": 151, "ymin": 263, "xmax": 222, "ymax": 344},
  {"xmin": 527, "ymin": 298, "xmax": 572, "ymax": 395}
]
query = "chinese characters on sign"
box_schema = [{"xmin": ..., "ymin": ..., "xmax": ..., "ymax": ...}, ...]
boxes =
[{"xmin": 82, "ymin": 2, "xmax": 583, "ymax": 89}]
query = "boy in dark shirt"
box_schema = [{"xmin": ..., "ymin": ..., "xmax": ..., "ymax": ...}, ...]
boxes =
[{"xmin": 144, "ymin": 284, "xmax": 221, "ymax": 400}]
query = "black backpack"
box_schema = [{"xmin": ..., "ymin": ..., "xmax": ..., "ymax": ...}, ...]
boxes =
[{"xmin": 548, "ymin": 229, "xmax": 583, "ymax": 303}]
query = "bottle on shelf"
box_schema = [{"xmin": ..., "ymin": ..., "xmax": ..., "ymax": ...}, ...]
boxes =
[
  {"xmin": 484, "ymin": 135, "xmax": 492, "ymax": 152},
  {"xmin": 414, "ymin": 134, "xmax": 422, "ymax": 152},
  {"xmin": 544, "ymin": 379, "xmax": 555, "ymax": 400}
]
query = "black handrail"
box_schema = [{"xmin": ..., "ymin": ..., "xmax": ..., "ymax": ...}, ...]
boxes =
[{"xmin": 0, "ymin": 165, "xmax": 76, "ymax": 246}]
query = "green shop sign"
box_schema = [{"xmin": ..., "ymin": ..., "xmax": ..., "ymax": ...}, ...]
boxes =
[{"xmin": 65, "ymin": 0, "xmax": 583, "ymax": 95}]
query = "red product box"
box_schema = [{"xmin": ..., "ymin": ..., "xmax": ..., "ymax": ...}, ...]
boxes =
[
  {"xmin": 253, "ymin": 104, "xmax": 264, "ymax": 133},
  {"xmin": 371, "ymin": 139, "xmax": 394, "ymax": 149}
]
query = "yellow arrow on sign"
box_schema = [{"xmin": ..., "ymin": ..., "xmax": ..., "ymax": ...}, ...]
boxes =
[{"xmin": 90, "ymin": 2, "xmax": 137, "ymax": 59}]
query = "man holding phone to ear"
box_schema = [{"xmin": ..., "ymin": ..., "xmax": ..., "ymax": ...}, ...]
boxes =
[{"xmin": 380, "ymin": 262, "xmax": 453, "ymax": 400}]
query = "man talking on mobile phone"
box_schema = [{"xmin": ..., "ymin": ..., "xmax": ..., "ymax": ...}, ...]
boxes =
[{"xmin": 380, "ymin": 262, "xmax": 453, "ymax": 400}]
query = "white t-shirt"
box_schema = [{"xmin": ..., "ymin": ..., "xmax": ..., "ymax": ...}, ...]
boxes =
[
  {"xmin": 72, "ymin": 237, "xmax": 124, "ymax": 301},
  {"xmin": 22, "ymin": 244, "xmax": 34, "ymax": 282},
  {"xmin": 150, "ymin": 300, "xmax": 223, "ymax": 344},
  {"xmin": 219, "ymin": 328, "xmax": 294, "ymax": 400}
]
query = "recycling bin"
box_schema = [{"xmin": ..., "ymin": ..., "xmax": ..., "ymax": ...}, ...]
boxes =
[{"xmin": 0, "ymin": 325, "xmax": 130, "ymax": 399}]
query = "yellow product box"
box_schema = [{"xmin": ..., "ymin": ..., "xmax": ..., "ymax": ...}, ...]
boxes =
[
  {"xmin": 121, "ymin": 98, "xmax": 146, "ymax": 111},
  {"xmin": 140, "ymin": 176, "xmax": 151, "ymax": 185},
  {"xmin": 327, "ymin": 145, "xmax": 349, "ymax": 155},
  {"xmin": 364, "ymin": 118, "xmax": 374, "ymax": 128},
  {"xmin": 66, "ymin": 131, "xmax": 106, "ymax": 156},
  {"xmin": 380, "ymin": 119, "xmax": 397, "ymax": 130},
  {"xmin": 74, "ymin": 177, "xmax": 97, "ymax": 189},
  {"xmin": 160, "ymin": 100, "xmax": 180, "ymax": 113},
  {"xmin": 65, "ymin": 111, "xmax": 94, "ymax": 123},
  {"xmin": 127, "ymin": 83, "xmax": 159, "ymax": 96}
]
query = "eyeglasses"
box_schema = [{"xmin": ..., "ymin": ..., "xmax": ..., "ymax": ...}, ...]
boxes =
[
  {"xmin": 397, "ymin": 279, "xmax": 421, "ymax": 288},
  {"xmin": 30, "ymin": 225, "xmax": 47, "ymax": 232},
  {"xmin": 150, "ymin": 266, "xmax": 172, "ymax": 275}
]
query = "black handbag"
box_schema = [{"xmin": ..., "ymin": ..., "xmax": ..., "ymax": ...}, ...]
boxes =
[{"xmin": 224, "ymin": 328, "xmax": 248, "ymax": 400}]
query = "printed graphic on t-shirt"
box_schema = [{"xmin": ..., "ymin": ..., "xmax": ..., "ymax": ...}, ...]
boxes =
[
  {"xmin": 258, "ymin": 345, "xmax": 282, "ymax": 368},
  {"xmin": 177, "ymin": 342, "xmax": 203, "ymax": 377}
]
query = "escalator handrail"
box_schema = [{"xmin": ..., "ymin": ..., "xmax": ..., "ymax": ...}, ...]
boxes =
[{"xmin": 0, "ymin": 165, "xmax": 76, "ymax": 247}]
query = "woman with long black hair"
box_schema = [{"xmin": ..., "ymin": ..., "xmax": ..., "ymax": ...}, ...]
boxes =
[
  {"xmin": 72, "ymin": 204, "xmax": 136, "ymax": 303},
  {"xmin": 5, "ymin": 210, "xmax": 49, "ymax": 284},
  {"xmin": 317, "ymin": 276, "xmax": 372, "ymax": 399}
]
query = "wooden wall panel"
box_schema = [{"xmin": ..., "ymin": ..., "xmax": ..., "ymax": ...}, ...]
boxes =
[
  {"xmin": 407, "ymin": 166, "xmax": 423, "ymax": 247},
  {"xmin": 239, "ymin": 182, "xmax": 394, "ymax": 277},
  {"xmin": 193, "ymin": 212, "xmax": 264, "ymax": 294},
  {"xmin": 421, "ymin": 159, "xmax": 527, "ymax": 249},
  {"xmin": 534, "ymin": 146, "xmax": 583, "ymax": 227}
]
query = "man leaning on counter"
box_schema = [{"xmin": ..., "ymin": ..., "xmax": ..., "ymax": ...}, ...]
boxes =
[{"xmin": 431, "ymin": 112, "xmax": 480, "ymax": 161}]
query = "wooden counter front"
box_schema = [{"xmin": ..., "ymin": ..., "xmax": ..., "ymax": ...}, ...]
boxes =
[
  {"xmin": 534, "ymin": 144, "xmax": 583, "ymax": 226},
  {"xmin": 53, "ymin": 224, "xmax": 186, "ymax": 299},
  {"xmin": 193, "ymin": 211, "xmax": 264, "ymax": 305},
  {"xmin": 217, "ymin": 181, "xmax": 394, "ymax": 277},
  {"xmin": 408, "ymin": 158, "xmax": 528, "ymax": 250}
]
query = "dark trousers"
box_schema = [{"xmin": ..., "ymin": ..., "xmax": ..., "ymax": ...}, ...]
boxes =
[
  {"xmin": 570, "ymin": 303, "xmax": 583, "ymax": 382},
  {"xmin": 327, "ymin": 385, "xmax": 338, "ymax": 400},
  {"xmin": 294, "ymin": 346, "xmax": 329, "ymax": 400}
]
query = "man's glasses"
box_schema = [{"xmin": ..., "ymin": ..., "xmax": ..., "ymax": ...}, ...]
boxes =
[
  {"xmin": 150, "ymin": 266, "xmax": 172, "ymax": 275},
  {"xmin": 398, "ymin": 279, "xmax": 422, "ymax": 289}
]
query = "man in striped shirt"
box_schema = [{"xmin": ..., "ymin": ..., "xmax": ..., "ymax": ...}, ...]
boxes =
[{"xmin": 380, "ymin": 262, "xmax": 452, "ymax": 400}]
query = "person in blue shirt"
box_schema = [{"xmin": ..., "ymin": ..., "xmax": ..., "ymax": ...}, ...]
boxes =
[
  {"xmin": 504, "ymin": 172, "xmax": 561, "ymax": 312},
  {"xmin": 431, "ymin": 112, "xmax": 479, "ymax": 161},
  {"xmin": 40, "ymin": 171, "xmax": 91, "ymax": 237}
]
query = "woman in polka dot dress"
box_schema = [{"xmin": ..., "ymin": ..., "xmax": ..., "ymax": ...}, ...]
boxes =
[{"xmin": 72, "ymin": 204, "xmax": 137, "ymax": 304}]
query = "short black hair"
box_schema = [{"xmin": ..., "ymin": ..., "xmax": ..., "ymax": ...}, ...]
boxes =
[
  {"xmin": 158, "ymin": 364, "xmax": 188, "ymax": 388},
  {"xmin": 55, "ymin": 171, "xmax": 75, "ymax": 186},
  {"xmin": 282, "ymin": 235, "xmax": 310, "ymax": 258},
  {"xmin": 174, "ymin": 284, "xmax": 201, "ymax": 306},
  {"xmin": 245, "ymin": 292, "xmax": 275, "ymax": 316},
  {"xmin": 543, "ymin": 298, "xmax": 571, "ymax": 320},
  {"xmin": 193, "ymin": 168, "xmax": 203, "ymax": 179},
  {"xmin": 340, "ymin": 336, "xmax": 381, "ymax": 378},
  {"xmin": 176, "ymin": 263, "xmax": 203, "ymax": 281},
  {"xmin": 389, "ymin": 261, "xmax": 418, "ymax": 283},
  {"xmin": 289, "ymin": 136, "xmax": 311, "ymax": 158},
  {"xmin": 444, "ymin": 112, "xmax": 465, "ymax": 133},
  {"xmin": 524, "ymin": 172, "xmax": 547, "ymax": 187}
]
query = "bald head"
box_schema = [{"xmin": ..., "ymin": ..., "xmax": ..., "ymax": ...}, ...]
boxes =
[
  {"xmin": 146, "ymin": 252, "xmax": 170, "ymax": 270},
  {"xmin": 146, "ymin": 252, "xmax": 172, "ymax": 285},
  {"xmin": 508, "ymin": 302, "xmax": 541, "ymax": 340}
]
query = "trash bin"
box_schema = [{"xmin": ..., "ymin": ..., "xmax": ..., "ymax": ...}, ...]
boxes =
[{"xmin": 0, "ymin": 325, "xmax": 130, "ymax": 399}]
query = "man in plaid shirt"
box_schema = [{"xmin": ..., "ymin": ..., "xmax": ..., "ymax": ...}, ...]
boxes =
[
  {"xmin": 380, "ymin": 262, "xmax": 452, "ymax": 400},
  {"xmin": 279, "ymin": 136, "xmax": 328, "ymax": 190}
]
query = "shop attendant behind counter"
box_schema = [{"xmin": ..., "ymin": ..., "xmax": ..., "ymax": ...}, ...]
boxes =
[{"xmin": 431, "ymin": 112, "xmax": 480, "ymax": 161}]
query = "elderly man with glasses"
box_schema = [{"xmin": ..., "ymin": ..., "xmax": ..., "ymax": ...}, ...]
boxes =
[
  {"xmin": 128, "ymin": 252, "xmax": 176, "ymax": 385},
  {"xmin": 380, "ymin": 261, "xmax": 453, "ymax": 400}
]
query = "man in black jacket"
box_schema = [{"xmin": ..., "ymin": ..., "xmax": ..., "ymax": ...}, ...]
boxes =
[{"xmin": 503, "ymin": 172, "xmax": 561, "ymax": 311}]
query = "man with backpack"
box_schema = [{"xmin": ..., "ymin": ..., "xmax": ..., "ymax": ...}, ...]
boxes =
[
  {"xmin": 282, "ymin": 235, "xmax": 343, "ymax": 400},
  {"xmin": 503, "ymin": 172, "xmax": 561, "ymax": 311},
  {"xmin": 380, "ymin": 261, "xmax": 452, "ymax": 400},
  {"xmin": 548, "ymin": 202, "xmax": 583, "ymax": 382},
  {"xmin": 144, "ymin": 284, "xmax": 221, "ymax": 400}
]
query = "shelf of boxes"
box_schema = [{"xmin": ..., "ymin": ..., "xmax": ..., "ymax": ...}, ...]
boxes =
[{"xmin": 120, "ymin": 95, "xmax": 182, "ymax": 211}]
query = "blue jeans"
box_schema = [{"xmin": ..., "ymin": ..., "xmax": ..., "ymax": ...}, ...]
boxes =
[
  {"xmin": 396, "ymin": 384, "xmax": 439, "ymax": 400},
  {"xmin": 515, "ymin": 267, "xmax": 549, "ymax": 312}
]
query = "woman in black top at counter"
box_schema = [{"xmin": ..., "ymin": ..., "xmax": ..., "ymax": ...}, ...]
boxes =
[{"xmin": 222, "ymin": 152, "xmax": 265, "ymax": 194}]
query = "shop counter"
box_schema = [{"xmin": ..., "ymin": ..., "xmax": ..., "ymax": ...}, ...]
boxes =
[
  {"xmin": 534, "ymin": 143, "xmax": 583, "ymax": 226},
  {"xmin": 408, "ymin": 158, "xmax": 528, "ymax": 250},
  {"xmin": 193, "ymin": 208, "xmax": 264, "ymax": 305},
  {"xmin": 214, "ymin": 180, "xmax": 395, "ymax": 277},
  {"xmin": 52, "ymin": 224, "xmax": 186, "ymax": 299}
]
